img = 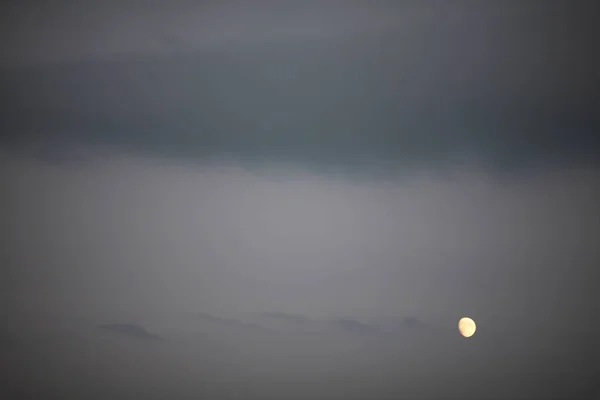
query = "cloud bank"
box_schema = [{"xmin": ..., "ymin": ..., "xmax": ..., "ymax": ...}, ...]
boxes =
[{"xmin": 1, "ymin": 1, "xmax": 599, "ymax": 176}]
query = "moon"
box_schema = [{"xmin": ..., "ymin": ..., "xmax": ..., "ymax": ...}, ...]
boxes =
[{"xmin": 458, "ymin": 317, "xmax": 476, "ymax": 337}]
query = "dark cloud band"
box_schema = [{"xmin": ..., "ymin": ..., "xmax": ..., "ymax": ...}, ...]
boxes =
[{"xmin": 1, "ymin": 2, "xmax": 598, "ymax": 174}]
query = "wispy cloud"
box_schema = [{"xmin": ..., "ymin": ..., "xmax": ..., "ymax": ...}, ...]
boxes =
[{"xmin": 98, "ymin": 323, "xmax": 162, "ymax": 341}]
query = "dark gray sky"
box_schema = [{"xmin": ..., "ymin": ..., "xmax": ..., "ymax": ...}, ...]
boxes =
[{"xmin": 1, "ymin": 1, "xmax": 600, "ymax": 399}]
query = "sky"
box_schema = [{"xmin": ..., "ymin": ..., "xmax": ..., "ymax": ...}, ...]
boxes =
[{"xmin": 1, "ymin": 1, "xmax": 600, "ymax": 399}]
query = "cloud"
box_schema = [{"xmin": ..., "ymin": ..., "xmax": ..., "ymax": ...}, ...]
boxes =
[
  {"xmin": 260, "ymin": 311, "xmax": 311, "ymax": 323},
  {"xmin": 98, "ymin": 323, "xmax": 162, "ymax": 341},
  {"xmin": 0, "ymin": 2, "xmax": 410, "ymax": 66},
  {"xmin": 333, "ymin": 318, "xmax": 382, "ymax": 336},
  {"xmin": 399, "ymin": 317, "xmax": 428, "ymax": 330},
  {"xmin": 1, "ymin": 2, "xmax": 598, "ymax": 176},
  {"xmin": 187, "ymin": 312, "xmax": 268, "ymax": 334},
  {"xmin": 369, "ymin": 316, "xmax": 434, "ymax": 334},
  {"xmin": 254, "ymin": 312, "xmax": 440, "ymax": 339}
]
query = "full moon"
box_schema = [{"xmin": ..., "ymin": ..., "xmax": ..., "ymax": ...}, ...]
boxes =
[{"xmin": 458, "ymin": 317, "xmax": 476, "ymax": 337}]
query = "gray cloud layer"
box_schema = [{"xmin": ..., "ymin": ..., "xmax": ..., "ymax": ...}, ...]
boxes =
[
  {"xmin": 2, "ymin": 1, "xmax": 599, "ymax": 175},
  {"xmin": 2, "ymin": 2, "xmax": 600, "ymax": 398}
]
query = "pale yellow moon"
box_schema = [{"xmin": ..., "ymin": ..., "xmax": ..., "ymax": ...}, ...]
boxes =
[{"xmin": 458, "ymin": 317, "xmax": 476, "ymax": 337}]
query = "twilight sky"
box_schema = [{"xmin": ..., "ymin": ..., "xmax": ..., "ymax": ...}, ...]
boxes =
[{"xmin": 1, "ymin": 1, "xmax": 600, "ymax": 399}]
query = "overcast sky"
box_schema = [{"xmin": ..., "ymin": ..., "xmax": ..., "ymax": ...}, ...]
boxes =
[{"xmin": 1, "ymin": 1, "xmax": 600, "ymax": 399}]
